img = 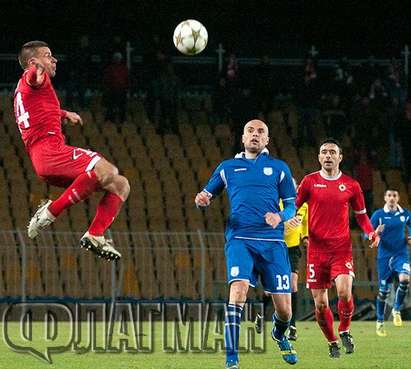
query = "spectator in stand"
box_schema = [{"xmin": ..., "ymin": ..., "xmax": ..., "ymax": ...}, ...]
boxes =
[
  {"xmin": 148, "ymin": 62, "xmax": 181, "ymax": 134},
  {"xmin": 254, "ymin": 54, "xmax": 274, "ymax": 115},
  {"xmin": 103, "ymin": 52, "xmax": 129, "ymax": 124},
  {"xmin": 397, "ymin": 100, "xmax": 411, "ymax": 181},
  {"xmin": 296, "ymin": 56, "xmax": 320, "ymax": 146},
  {"xmin": 225, "ymin": 52, "xmax": 240, "ymax": 93},
  {"xmin": 353, "ymin": 149, "xmax": 374, "ymax": 213},
  {"xmin": 66, "ymin": 35, "xmax": 93, "ymax": 110},
  {"xmin": 369, "ymin": 78, "xmax": 389, "ymax": 111},
  {"xmin": 212, "ymin": 76, "xmax": 232, "ymax": 124},
  {"xmin": 322, "ymin": 95, "xmax": 347, "ymax": 141},
  {"xmin": 385, "ymin": 59, "xmax": 407, "ymax": 107}
]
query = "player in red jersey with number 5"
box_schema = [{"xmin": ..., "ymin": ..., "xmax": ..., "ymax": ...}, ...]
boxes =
[
  {"xmin": 14, "ymin": 41, "xmax": 130, "ymax": 261},
  {"xmin": 293, "ymin": 138, "xmax": 383, "ymax": 358}
]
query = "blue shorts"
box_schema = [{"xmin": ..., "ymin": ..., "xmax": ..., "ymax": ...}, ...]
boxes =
[
  {"xmin": 378, "ymin": 253, "xmax": 410, "ymax": 287},
  {"xmin": 225, "ymin": 238, "xmax": 291, "ymax": 294}
]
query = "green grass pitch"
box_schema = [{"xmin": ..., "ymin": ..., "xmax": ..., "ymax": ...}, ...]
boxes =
[{"xmin": 0, "ymin": 321, "xmax": 410, "ymax": 368}]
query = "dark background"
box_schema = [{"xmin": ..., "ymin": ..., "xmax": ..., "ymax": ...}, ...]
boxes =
[{"xmin": 1, "ymin": 0, "xmax": 410, "ymax": 57}]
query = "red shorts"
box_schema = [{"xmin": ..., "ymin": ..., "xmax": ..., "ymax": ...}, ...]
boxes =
[
  {"xmin": 29, "ymin": 136, "xmax": 102, "ymax": 187},
  {"xmin": 306, "ymin": 241, "xmax": 355, "ymax": 289}
]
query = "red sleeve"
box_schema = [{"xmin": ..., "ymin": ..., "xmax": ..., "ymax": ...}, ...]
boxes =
[
  {"xmin": 296, "ymin": 176, "xmax": 310, "ymax": 209},
  {"xmin": 25, "ymin": 66, "xmax": 46, "ymax": 88},
  {"xmin": 351, "ymin": 181, "xmax": 374, "ymax": 234},
  {"xmin": 25, "ymin": 66, "xmax": 37, "ymax": 86}
]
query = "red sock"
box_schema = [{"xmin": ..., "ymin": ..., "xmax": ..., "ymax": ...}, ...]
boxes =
[
  {"xmin": 48, "ymin": 171, "xmax": 99, "ymax": 217},
  {"xmin": 337, "ymin": 298, "xmax": 354, "ymax": 333},
  {"xmin": 88, "ymin": 192, "xmax": 123, "ymax": 236},
  {"xmin": 315, "ymin": 307, "xmax": 337, "ymax": 342}
]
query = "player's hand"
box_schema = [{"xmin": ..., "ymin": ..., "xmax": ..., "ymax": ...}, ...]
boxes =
[
  {"xmin": 302, "ymin": 237, "xmax": 309, "ymax": 247},
  {"xmin": 65, "ymin": 111, "xmax": 83, "ymax": 126},
  {"xmin": 265, "ymin": 212, "xmax": 282, "ymax": 229},
  {"xmin": 195, "ymin": 191, "xmax": 211, "ymax": 207},
  {"xmin": 369, "ymin": 224, "xmax": 385, "ymax": 248},
  {"xmin": 407, "ymin": 238, "xmax": 411, "ymax": 246},
  {"xmin": 286, "ymin": 216, "xmax": 302, "ymax": 229}
]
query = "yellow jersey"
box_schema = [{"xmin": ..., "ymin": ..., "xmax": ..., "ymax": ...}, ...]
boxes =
[{"xmin": 283, "ymin": 202, "xmax": 308, "ymax": 248}]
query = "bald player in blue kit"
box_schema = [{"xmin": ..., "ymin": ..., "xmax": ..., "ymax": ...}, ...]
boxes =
[{"xmin": 195, "ymin": 119, "xmax": 297, "ymax": 368}]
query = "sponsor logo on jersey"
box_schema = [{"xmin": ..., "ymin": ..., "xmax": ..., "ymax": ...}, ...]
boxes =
[
  {"xmin": 314, "ymin": 184, "xmax": 327, "ymax": 188},
  {"xmin": 230, "ymin": 266, "xmax": 239, "ymax": 277},
  {"xmin": 263, "ymin": 167, "xmax": 273, "ymax": 176},
  {"xmin": 234, "ymin": 168, "xmax": 247, "ymax": 172},
  {"xmin": 339, "ymin": 184, "xmax": 346, "ymax": 191}
]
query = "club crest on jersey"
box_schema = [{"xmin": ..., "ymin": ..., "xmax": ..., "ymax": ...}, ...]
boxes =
[
  {"xmin": 230, "ymin": 266, "xmax": 239, "ymax": 277},
  {"xmin": 345, "ymin": 261, "xmax": 353, "ymax": 269},
  {"xmin": 400, "ymin": 216, "xmax": 406, "ymax": 222},
  {"xmin": 263, "ymin": 167, "xmax": 273, "ymax": 176},
  {"xmin": 338, "ymin": 184, "xmax": 346, "ymax": 191}
]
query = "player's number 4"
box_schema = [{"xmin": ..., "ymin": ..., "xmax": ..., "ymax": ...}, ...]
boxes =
[
  {"xmin": 15, "ymin": 92, "xmax": 30, "ymax": 131},
  {"xmin": 275, "ymin": 275, "xmax": 290, "ymax": 290}
]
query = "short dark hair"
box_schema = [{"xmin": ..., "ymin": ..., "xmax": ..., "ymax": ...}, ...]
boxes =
[
  {"xmin": 385, "ymin": 188, "xmax": 399, "ymax": 194},
  {"xmin": 18, "ymin": 40, "xmax": 49, "ymax": 69},
  {"xmin": 319, "ymin": 138, "xmax": 343, "ymax": 154}
]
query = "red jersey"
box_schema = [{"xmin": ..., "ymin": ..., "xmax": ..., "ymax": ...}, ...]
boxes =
[
  {"xmin": 296, "ymin": 171, "xmax": 370, "ymax": 250},
  {"xmin": 14, "ymin": 70, "xmax": 65, "ymax": 150}
]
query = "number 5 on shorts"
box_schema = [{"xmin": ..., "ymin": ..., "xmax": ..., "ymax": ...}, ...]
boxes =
[{"xmin": 308, "ymin": 264, "xmax": 315, "ymax": 279}]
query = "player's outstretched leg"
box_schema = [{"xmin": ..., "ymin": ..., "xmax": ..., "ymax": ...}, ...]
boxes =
[
  {"xmin": 28, "ymin": 171, "xmax": 99, "ymax": 238},
  {"xmin": 271, "ymin": 313, "xmax": 298, "ymax": 365},
  {"xmin": 80, "ymin": 160, "xmax": 130, "ymax": 261}
]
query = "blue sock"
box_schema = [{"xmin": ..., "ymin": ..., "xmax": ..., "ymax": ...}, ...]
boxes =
[
  {"xmin": 376, "ymin": 295, "xmax": 387, "ymax": 322},
  {"xmin": 394, "ymin": 281, "xmax": 409, "ymax": 311},
  {"xmin": 272, "ymin": 312, "xmax": 290, "ymax": 341},
  {"xmin": 225, "ymin": 304, "xmax": 243, "ymax": 364}
]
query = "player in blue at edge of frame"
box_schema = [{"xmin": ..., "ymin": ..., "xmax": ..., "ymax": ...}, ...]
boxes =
[
  {"xmin": 195, "ymin": 119, "xmax": 297, "ymax": 368},
  {"xmin": 370, "ymin": 188, "xmax": 411, "ymax": 337}
]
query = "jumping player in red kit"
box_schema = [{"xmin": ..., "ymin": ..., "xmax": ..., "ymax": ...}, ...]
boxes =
[
  {"xmin": 293, "ymin": 138, "xmax": 383, "ymax": 358},
  {"xmin": 14, "ymin": 41, "xmax": 130, "ymax": 261}
]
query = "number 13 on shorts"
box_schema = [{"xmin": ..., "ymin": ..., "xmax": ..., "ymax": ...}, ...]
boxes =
[{"xmin": 276, "ymin": 274, "xmax": 290, "ymax": 290}]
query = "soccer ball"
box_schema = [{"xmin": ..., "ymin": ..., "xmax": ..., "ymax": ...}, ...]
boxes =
[{"xmin": 173, "ymin": 19, "xmax": 208, "ymax": 55}]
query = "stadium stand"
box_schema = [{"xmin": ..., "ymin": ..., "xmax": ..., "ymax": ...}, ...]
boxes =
[{"xmin": 0, "ymin": 89, "xmax": 410, "ymax": 308}]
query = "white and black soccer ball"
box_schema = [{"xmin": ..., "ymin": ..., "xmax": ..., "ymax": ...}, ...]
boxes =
[{"xmin": 173, "ymin": 19, "xmax": 208, "ymax": 55}]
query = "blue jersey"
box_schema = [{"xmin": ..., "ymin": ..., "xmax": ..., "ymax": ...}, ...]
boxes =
[
  {"xmin": 370, "ymin": 205, "xmax": 411, "ymax": 258},
  {"xmin": 203, "ymin": 149, "xmax": 296, "ymax": 242}
]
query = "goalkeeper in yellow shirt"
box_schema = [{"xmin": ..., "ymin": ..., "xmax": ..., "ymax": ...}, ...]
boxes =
[{"xmin": 255, "ymin": 200, "xmax": 308, "ymax": 341}]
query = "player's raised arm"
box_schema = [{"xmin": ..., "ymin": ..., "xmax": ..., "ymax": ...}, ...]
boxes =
[{"xmin": 26, "ymin": 63, "xmax": 45, "ymax": 87}]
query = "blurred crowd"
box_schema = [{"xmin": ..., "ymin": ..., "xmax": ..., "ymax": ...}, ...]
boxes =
[{"xmin": 22, "ymin": 34, "xmax": 410, "ymax": 186}]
